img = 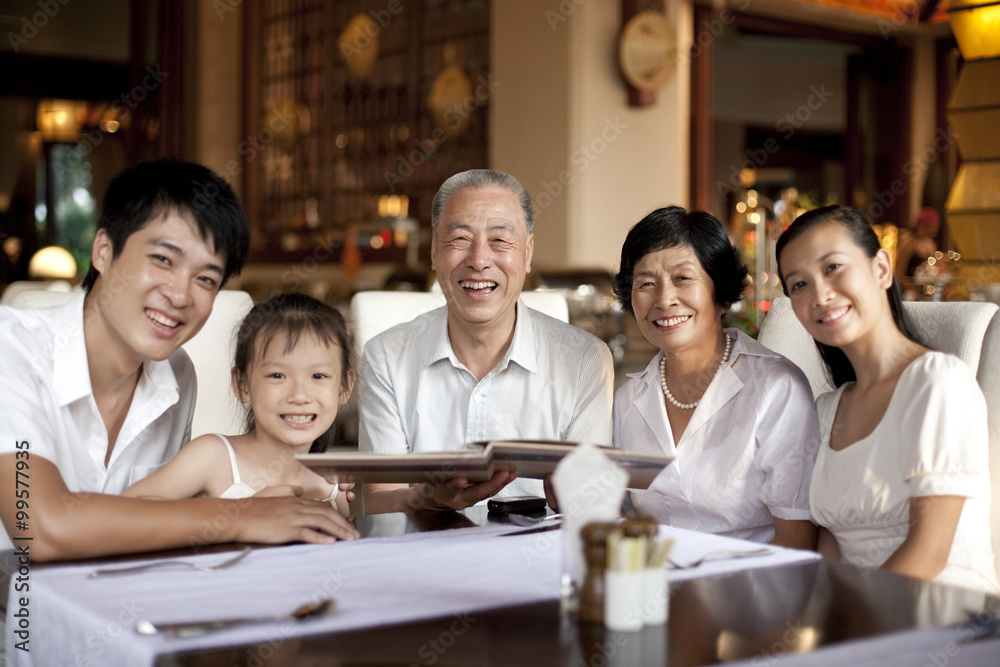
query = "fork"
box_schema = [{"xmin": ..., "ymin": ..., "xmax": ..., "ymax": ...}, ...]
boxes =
[
  {"xmin": 88, "ymin": 547, "xmax": 253, "ymax": 578},
  {"xmin": 505, "ymin": 512, "xmax": 563, "ymax": 528},
  {"xmin": 668, "ymin": 547, "xmax": 772, "ymax": 570}
]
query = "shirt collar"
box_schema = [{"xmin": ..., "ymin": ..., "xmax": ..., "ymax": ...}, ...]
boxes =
[
  {"xmin": 625, "ymin": 328, "xmax": 775, "ymax": 383},
  {"xmin": 52, "ymin": 292, "xmax": 182, "ymax": 406},
  {"xmin": 626, "ymin": 328, "xmax": 750, "ymax": 450},
  {"xmin": 52, "ymin": 292, "xmax": 92, "ymax": 406},
  {"xmin": 425, "ymin": 306, "xmax": 455, "ymax": 365},
  {"xmin": 422, "ymin": 299, "xmax": 538, "ymax": 374},
  {"xmin": 505, "ymin": 300, "xmax": 538, "ymax": 374},
  {"xmin": 728, "ymin": 327, "xmax": 784, "ymax": 362}
]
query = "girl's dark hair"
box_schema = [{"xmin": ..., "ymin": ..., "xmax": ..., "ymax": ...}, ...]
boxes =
[
  {"xmin": 232, "ymin": 292, "xmax": 353, "ymax": 452},
  {"xmin": 775, "ymin": 205, "xmax": 924, "ymax": 387},
  {"xmin": 613, "ymin": 206, "xmax": 747, "ymax": 314}
]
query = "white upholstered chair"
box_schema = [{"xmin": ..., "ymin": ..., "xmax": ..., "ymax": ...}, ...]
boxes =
[
  {"xmin": 757, "ymin": 295, "xmax": 1000, "ymax": 581},
  {"xmin": 348, "ymin": 289, "xmax": 570, "ymax": 358},
  {"xmin": 181, "ymin": 290, "xmax": 253, "ymax": 438},
  {"xmin": 0, "ymin": 279, "xmax": 76, "ymax": 305},
  {"xmin": 7, "ymin": 288, "xmax": 253, "ymax": 440}
]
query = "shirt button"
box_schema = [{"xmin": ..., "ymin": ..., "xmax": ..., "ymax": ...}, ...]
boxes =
[{"xmin": 473, "ymin": 394, "xmax": 482, "ymax": 403}]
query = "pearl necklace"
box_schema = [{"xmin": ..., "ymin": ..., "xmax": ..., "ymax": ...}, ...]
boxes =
[{"xmin": 659, "ymin": 333, "xmax": 733, "ymax": 410}]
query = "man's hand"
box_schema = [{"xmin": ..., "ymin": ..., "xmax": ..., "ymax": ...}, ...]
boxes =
[
  {"xmin": 235, "ymin": 496, "xmax": 360, "ymax": 544},
  {"xmin": 543, "ymin": 474, "xmax": 559, "ymax": 512},
  {"xmin": 408, "ymin": 470, "xmax": 515, "ymax": 512}
]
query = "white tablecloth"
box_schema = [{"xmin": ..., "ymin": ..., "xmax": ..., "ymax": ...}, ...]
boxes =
[{"xmin": 6, "ymin": 523, "xmax": 819, "ymax": 667}]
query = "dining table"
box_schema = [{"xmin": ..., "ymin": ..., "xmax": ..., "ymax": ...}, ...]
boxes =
[{"xmin": 4, "ymin": 508, "xmax": 999, "ymax": 666}]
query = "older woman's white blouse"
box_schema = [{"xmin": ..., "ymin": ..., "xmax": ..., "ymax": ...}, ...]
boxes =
[
  {"xmin": 613, "ymin": 329, "xmax": 820, "ymax": 543},
  {"xmin": 810, "ymin": 352, "xmax": 999, "ymax": 592}
]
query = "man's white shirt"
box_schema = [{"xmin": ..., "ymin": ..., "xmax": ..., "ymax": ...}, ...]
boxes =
[
  {"xmin": 0, "ymin": 293, "xmax": 196, "ymax": 550},
  {"xmin": 358, "ymin": 299, "xmax": 614, "ymax": 500}
]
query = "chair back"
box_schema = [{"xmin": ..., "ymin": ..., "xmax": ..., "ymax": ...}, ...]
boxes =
[
  {"xmin": 7, "ymin": 288, "xmax": 253, "ymax": 441},
  {"xmin": 183, "ymin": 290, "xmax": 254, "ymax": 438},
  {"xmin": 758, "ymin": 297, "xmax": 999, "ymax": 398},
  {"xmin": 1, "ymin": 280, "xmax": 75, "ymax": 306},
  {"xmin": 978, "ymin": 313, "xmax": 1000, "ymax": 583},
  {"xmin": 757, "ymin": 296, "xmax": 1000, "ymax": 581},
  {"xmin": 7, "ymin": 288, "xmax": 76, "ymax": 309},
  {"xmin": 349, "ymin": 290, "xmax": 569, "ymax": 358}
]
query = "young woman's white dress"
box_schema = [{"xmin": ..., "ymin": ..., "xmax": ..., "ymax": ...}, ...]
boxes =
[{"xmin": 810, "ymin": 352, "xmax": 999, "ymax": 592}]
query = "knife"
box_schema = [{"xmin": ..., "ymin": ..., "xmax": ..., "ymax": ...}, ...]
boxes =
[{"xmin": 498, "ymin": 522, "xmax": 562, "ymax": 537}]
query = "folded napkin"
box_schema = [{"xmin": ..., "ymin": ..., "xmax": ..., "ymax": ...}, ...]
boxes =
[{"xmin": 552, "ymin": 442, "xmax": 628, "ymax": 597}]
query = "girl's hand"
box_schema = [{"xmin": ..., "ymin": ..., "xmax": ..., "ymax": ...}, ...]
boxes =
[{"xmin": 339, "ymin": 481, "xmax": 356, "ymax": 504}]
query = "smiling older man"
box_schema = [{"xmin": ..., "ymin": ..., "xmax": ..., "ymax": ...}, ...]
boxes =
[{"xmin": 359, "ymin": 169, "xmax": 614, "ymax": 514}]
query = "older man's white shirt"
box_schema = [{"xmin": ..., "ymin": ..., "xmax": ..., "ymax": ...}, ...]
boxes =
[{"xmin": 358, "ymin": 300, "xmax": 614, "ymax": 500}]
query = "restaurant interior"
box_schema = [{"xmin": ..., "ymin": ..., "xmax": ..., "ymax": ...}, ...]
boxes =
[
  {"xmin": 4, "ymin": 1, "xmax": 1000, "ymax": 665},
  {"xmin": 3, "ymin": 0, "xmax": 998, "ymax": 446}
]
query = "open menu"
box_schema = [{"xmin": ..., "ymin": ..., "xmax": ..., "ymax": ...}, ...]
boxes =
[{"xmin": 297, "ymin": 440, "xmax": 674, "ymax": 490}]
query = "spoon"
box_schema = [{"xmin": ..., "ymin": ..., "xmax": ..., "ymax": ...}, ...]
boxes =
[{"xmin": 136, "ymin": 598, "xmax": 334, "ymax": 639}]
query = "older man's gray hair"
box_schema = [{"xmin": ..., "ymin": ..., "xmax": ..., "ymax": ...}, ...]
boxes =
[{"xmin": 430, "ymin": 169, "xmax": 534, "ymax": 235}]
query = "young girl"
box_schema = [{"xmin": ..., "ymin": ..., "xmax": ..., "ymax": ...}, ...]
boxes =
[
  {"xmin": 776, "ymin": 205, "xmax": 998, "ymax": 591},
  {"xmin": 125, "ymin": 292, "xmax": 355, "ymax": 518}
]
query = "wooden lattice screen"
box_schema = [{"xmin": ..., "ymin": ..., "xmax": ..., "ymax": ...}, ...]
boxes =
[{"xmin": 243, "ymin": 0, "xmax": 490, "ymax": 263}]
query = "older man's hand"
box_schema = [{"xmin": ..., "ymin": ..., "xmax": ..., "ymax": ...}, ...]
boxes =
[{"xmin": 409, "ymin": 470, "xmax": 516, "ymax": 512}]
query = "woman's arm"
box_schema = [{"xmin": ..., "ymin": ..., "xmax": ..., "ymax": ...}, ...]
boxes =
[
  {"xmin": 756, "ymin": 363, "xmax": 823, "ymax": 551},
  {"xmin": 122, "ymin": 435, "xmax": 224, "ymax": 499},
  {"xmin": 881, "ymin": 495, "xmax": 965, "ymax": 580},
  {"xmin": 885, "ymin": 356, "xmax": 984, "ymax": 580},
  {"xmin": 816, "ymin": 526, "xmax": 841, "ymax": 560},
  {"xmin": 771, "ymin": 518, "xmax": 817, "ymax": 550}
]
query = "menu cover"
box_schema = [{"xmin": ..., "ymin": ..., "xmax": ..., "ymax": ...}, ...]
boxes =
[{"xmin": 297, "ymin": 441, "xmax": 673, "ymax": 490}]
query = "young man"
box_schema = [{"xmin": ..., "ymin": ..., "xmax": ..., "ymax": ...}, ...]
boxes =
[
  {"xmin": 358, "ymin": 169, "xmax": 614, "ymax": 513},
  {"xmin": 0, "ymin": 160, "xmax": 357, "ymax": 561}
]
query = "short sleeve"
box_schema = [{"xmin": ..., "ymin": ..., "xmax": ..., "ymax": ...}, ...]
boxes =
[
  {"xmin": 755, "ymin": 360, "xmax": 821, "ymax": 521},
  {"xmin": 0, "ymin": 325, "xmax": 59, "ymax": 463},
  {"xmin": 897, "ymin": 354, "xmax": 989, "ymax": 498}
]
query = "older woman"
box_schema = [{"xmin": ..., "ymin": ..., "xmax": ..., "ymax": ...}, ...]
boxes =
[{"xmin": 613, "ymin": 207, "xmax": 818, "ymax": 549}]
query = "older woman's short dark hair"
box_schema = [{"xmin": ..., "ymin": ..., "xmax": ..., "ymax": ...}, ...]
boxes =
[{"xmin": 613, "ymin": 206, "xmax": 747, "ymax": 314}]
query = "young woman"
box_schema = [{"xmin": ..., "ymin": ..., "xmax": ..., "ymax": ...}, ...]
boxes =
[
  {"xmin": 613, "ymin": 207, "xmax": 819, "ymax": 549},
  {"xmin": 777, "ymin": 205, "xmax": 998, "ymax": 591}
]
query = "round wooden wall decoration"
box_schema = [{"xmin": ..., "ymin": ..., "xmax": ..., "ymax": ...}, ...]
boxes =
[
  {"xmin": 426, "ymin": 65, "xmax": 474, "ymax": 137},
  {"xmin": 339, "ymin": 14, "xmax": 379, "ymax": 78},
  {"xmin": 618, "ymin": 11, "xmax": 676, "ymax": 99}
]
